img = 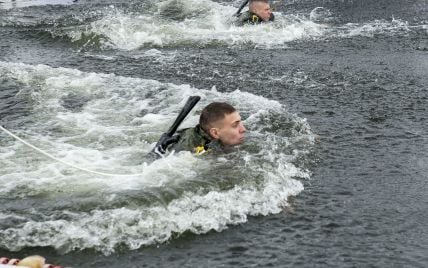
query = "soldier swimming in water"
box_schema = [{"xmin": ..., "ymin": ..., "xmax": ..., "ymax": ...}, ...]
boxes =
[
  {"xmin": 235, "ymin": 0, "xmax": 274, "ymax": 26},
  {"xmin": 153, "ymin": 100, "xmax": 246, "ymax": 156}
]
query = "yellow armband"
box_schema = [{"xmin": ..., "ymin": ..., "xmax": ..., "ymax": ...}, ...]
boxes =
[
  {"xmin": 194, "ymin": 145, "xmax": 210, "ymax": 155},
  {"xmin": 252, "ymin": 15, "xmax": 260, "ymax": 23}
]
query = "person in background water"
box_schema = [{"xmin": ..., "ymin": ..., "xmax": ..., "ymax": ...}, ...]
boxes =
[
  {"xmin": 163, "ymin": 102, "xmax": 246, "ymax": 155},
  {"xmin": 236, "ymin": 0, "xmax": 274, "ymax": 25}
]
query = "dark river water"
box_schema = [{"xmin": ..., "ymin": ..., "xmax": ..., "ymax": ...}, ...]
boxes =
[{"xmin": 0, "ymin": 0, "xmax": 427, "ymax": 267}]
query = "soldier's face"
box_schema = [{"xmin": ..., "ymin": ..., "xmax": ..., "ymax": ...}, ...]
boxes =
[
  {"xmin": 253, "ymin": 2, "xmax": 272, "ymax": 22},
  {"xmin": 211, "ymin": 112, "xmax": 246, "ymax": 146}
]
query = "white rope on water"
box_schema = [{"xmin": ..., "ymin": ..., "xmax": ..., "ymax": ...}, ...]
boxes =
[{"xmin": 0, "ymin": 125, "xmax": 146, "ymax": 177}]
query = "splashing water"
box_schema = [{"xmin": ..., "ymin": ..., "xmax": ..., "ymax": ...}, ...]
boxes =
[{"xmin": 0, "ymin": 61, "xmax": 315, "ymax": 254}]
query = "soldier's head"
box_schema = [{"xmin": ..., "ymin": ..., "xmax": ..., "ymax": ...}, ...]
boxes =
[
  {"xmin": 249, "ymin": 0, "xmax": 273, "ymax": 22},
  {"xmin": 200, "ymin": 102, "xmax": 246, "ymax": 146}
]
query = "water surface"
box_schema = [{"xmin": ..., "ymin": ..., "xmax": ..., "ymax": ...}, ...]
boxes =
[{"xmin": 0, "ymin": 0, "xmax": 427, "ymax": 267}]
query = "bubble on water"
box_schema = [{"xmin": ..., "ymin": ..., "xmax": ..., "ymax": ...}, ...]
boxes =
[{"xmin": 309, "ymin": 7, "xmax": 334, "ymax": 24}]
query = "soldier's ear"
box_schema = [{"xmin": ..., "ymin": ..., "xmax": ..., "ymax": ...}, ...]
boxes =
[{"xmin": 209, "ymin": 128, "xmax": 220, "ymax": 139}]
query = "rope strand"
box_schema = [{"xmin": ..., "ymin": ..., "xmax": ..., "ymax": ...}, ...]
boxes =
[{"xmin": 0, "ymin": 125, "xmax": 145, "ymax": 177}]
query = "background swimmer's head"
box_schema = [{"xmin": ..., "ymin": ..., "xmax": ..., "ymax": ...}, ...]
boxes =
[
  {"xmin": 200, "ymin": 102, "xmax": 246, "ymax": 146},
  {"xmin": 249, "ymin": 0, "xmax": 273, "ymax": 22}
]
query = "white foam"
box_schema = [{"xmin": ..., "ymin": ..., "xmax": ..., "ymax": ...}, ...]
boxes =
[
  {"xmin": 0, "ymin": 61, "xmax": 315, "ymax": 254},
  {"xmin": 335, "ymin": 18, "xmax": 413, "ymax": 38},
  {"xmin": 0, "ymin": 164, "xmax": 304, "ymax": 254},
  {"xmin": 45, "ymin": 12, "xmax": 428, "ymax": 50},
  {"xmin": 43, "ymin": 0, "xmax": 326, "ymax": 50}
]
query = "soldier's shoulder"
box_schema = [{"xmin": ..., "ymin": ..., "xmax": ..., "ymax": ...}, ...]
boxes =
[
  {"xmin": 235, "ymin": 11, "xmax": 262, "ymax": 26},
  {"xmin": 177, "ymin": 127, "xmax": 199, "ymax": 140},
  {"xmin": 235, "ymin": 11, "xmax": 252, "ymax": 26},
  {"xmin": 171, "ymin": 127, "xmax": 202, "ymax": 152}
]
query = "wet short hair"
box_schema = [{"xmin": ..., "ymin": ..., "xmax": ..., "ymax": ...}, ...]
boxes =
[
  {"xmin": 250, "ymin": 0, "xmax": 269, "ymax": 3},
  {"xmin": 200, "ymin": 102, "xmax": 236, "ymax": 131},
  {"xmin": 249, "ymin": 0, "xmax": 269, "ymax": 10},
  {"xmin": 250, "ymin": 0, "xmax": 269, "ymax": 5}
]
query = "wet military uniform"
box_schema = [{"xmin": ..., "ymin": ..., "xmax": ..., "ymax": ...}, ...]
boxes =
[
  {"xmin": 235, "ymin": 10, "xmax": 274, "ymax": 26},
  {"xmin": 169, "ymin": 125, "xmax": 222, "ymax": 155}
]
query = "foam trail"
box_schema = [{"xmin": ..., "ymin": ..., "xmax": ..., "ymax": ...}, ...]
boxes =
[
  {"xmin": 0, "ymin": 61, "xmax": 315, "ymax": 254},
  {"xmin": 40, "ymin": 0, "xmax": 327, "ymax": 50},
  {"xmin": 2, "ymin": 1, "xmax": 424, "ymax": 51}
]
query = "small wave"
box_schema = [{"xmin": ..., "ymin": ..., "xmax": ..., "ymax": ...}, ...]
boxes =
[
  {"xmin": 333, "ymin": 18, "xmax": 414, "ymax": 38},
  {"xmin": 0, "ymin": 177, "xmax": 304, "ymax": 254},
  {"xmin": 309, "ymin": 7, "xmax": 335, "ymax": 24}
]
